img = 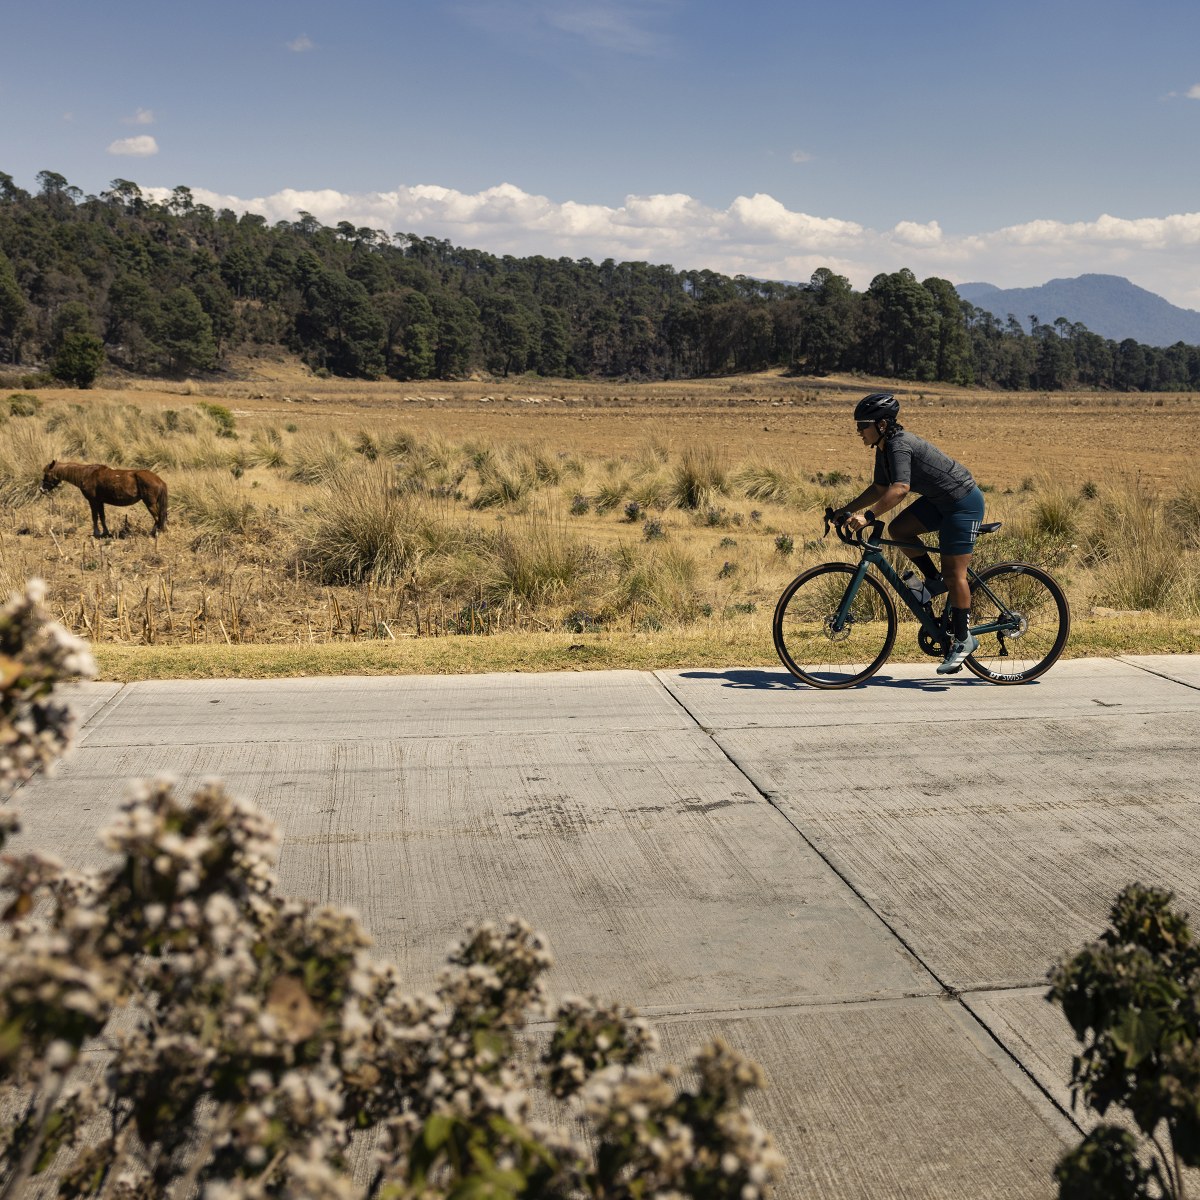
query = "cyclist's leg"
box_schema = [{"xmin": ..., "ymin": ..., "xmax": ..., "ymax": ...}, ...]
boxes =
[
  {"xmin": 936, "ymin": 488, "xmax": 987, "ymax": 670},
  {"xmin": 892, "ymin": 499, "xmax": 936, "ymax": 564},
  {"xmin": 889, "ymin": 497, "xmax": 940, "ymax": 579},
  {"xmin": 941, "ymin": 551, "xmax": 972, "ymax": 610}
]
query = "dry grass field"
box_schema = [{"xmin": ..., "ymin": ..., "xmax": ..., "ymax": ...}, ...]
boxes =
[{"xmin": 2, "ymin": 361, "xmax": 1198, "ymax": 679}]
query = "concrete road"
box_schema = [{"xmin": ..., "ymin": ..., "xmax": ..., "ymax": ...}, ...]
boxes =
[{"xmin": 11, "ymin": 655, "xmax": 1200, "ymax": 1199}]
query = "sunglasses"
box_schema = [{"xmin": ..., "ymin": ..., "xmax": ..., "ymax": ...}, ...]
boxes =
[{"xmin": 855, "ymin": 421, "xmax": 876, "ymax": 431}]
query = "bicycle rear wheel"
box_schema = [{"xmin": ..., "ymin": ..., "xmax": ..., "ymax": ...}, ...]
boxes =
[
  {"xmin": 964, "ymin": 562, "xmax": 1070, "ymax": 684},
  {"xmin": 773, "ymin": 563, "xmax": 897, "ymax": 689}
]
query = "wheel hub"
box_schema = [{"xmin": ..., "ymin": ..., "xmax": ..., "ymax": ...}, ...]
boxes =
[{"xmin": 823, "ymin": 616, "xmax": 853, "ymax": 642}]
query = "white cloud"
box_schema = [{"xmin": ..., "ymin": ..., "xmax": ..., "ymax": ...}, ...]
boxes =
[
  {"xmin": 142, "ymin": 180, "xmax": 1200, "ymax": 309},
  {"xmin": 107, "ymin": 135, "xmax": 159, "ymax": 157},
  {"xmin": 286, "ymin": 34, "xmax": 315, "ymax": 52},
  {"xmin": 790, "ymin": 150, "xmax": 812, "ymax": 164},
  {"xmin": 124, "ymin": 107, "xmax": 155, "ymax": 125},
  {"xmin": 545, "ymin": 3, "xmax": 670, "ymax": 54},
  {"xmin": 1188, "ymin": 83, "xmax": 1200, "ymax": 99},
  {"xmin": 454, "ymin": 0, "xmax": 676, "ymax": 55},
  {"xmin": 892, "ymin": 219, "xmax": 942, "ymax": 247}
]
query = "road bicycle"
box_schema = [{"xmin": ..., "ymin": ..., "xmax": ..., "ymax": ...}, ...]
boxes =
[{"xmin": 772, "ymin": 508, "xmax": 1070, "ymax": 688}]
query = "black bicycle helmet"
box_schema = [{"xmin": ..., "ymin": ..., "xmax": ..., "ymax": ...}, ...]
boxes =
[{"xmin": 854, "ymin": 392, "xmax": 899, "ymax": 423}]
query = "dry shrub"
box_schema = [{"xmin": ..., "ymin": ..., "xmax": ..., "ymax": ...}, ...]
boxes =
[
  {"xmin": 294, "ymin": 466, "xmax": 453, "ymax": 585},
  {"xmin": 172, "ymin": 471, "xmax": 277, "ymax": 549},
  {"xmin": 464, "ymin": 511, "xmax": 594, "ymax": 607},
  {"xmin": 248, "ymin": 425, "xmax": 286, "ymax": 468},
  {"xmin": 287, "ymin": 430, "xmax": 353, "ymax": 484},
  {"xmin": 0, "ymin": 423, "xmax": 59, "ymax": 507},
  {"xmin": 672, "ymin": 445, "xmax": 728, "ymax": 510},
  {"xmin": 1028, "ymin": 478, "xmax": 1082, "ymax": 540},
  {"xmin": 1167, "ymin": 472, "xmax": 1200, "ymax": 548},
  {"xmin": 1087, "ymin": 480, "xmax": 1180, "ymax": 611},
  {"xmin": 612, "ymin": 542, "xmax": 701, "ymax": 622}
]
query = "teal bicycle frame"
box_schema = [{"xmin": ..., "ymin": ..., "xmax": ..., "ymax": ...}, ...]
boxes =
[{"xmin": 831, "ymin": 522, "xmax": 1019, "ymax": 647}]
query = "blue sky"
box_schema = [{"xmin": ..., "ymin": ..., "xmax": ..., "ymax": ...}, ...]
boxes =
[{"xmin": 4, "ymin": 0, "xmax": 1200, "ymax": 305}]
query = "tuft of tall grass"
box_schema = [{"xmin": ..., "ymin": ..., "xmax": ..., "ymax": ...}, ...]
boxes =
[
  {"xmin": 470, "ymin": 512, "xmax": 594, "ymax": 606},
  {"xmin": 611, "ymin": 542, "xmax": 700, "ymax": 621},
  {"xmin": 0, "ymin": 423, "xmax": 59, "ymax": 507},
  {"xmin": 630, "ymin": 473, "xmax": 671, "ymax": 511},
  {"xmin": 671, "ymin": 446, "xmax": 727, "ymax": 510},
  {"xmin": 173, "ymin": 472, "xmax": 275, "ymax": 549},
  {"xmin": 593, "ymin": 477, "xmax": 630, "ymax": 515},
  {"xmin": 732, "ymin": 463, "xmax": 807, "ymax": 506},
  {"xmin": 471, "ymin": 460, "xmax": 536, "ymax": 509},
  {"xmin": 248, "ymin": 427, "xmax": 286, "ymax": 469},
  {"xmin": 287, "ymin": 431, "xmax": 353, "ymax": 484},
  {"xmin": 1028, "ymin": 479, "xmax": 1082, "ymax": 539},
  {"xmin": 381, "ymin": 428, "xmax": 420, "ymax": 459},
  {"xmin": 1087, "ymin": 480, "xmax": 1179, "ymax": 611},
  {"xmin": 1167, "ymin": 474, "xmax": 1200, "ymax": 548},
  {"xmin": 294, "ymin": 467, "xmax": 447, "ymax": 586}
]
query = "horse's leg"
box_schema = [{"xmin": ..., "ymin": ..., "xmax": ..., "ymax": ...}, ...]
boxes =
[
  {"xmin": 91, "ymin": 499, "xmax": 109, "ymax": 538},
  {"xmin": 143, "ymin": 496, "xmax": 163, "ymax": 536}
]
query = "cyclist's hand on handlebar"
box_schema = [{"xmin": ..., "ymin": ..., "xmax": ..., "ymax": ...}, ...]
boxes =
[{"xmin": 844, "ymin": 512, "xmax": 868, "ymax": 531}]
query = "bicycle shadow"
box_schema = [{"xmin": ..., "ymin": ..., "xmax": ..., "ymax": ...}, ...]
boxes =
[{"xmin": 676, "ymin": 668, "xmax": 999, "ymax": 693}]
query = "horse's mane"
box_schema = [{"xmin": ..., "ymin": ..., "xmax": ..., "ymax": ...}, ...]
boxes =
[{"xmin": 46, "ymin": 461, "xmax": 98, "ymax": 486}]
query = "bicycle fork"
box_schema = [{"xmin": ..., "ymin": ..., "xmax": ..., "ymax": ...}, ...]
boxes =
[{"xmin": 831, "ymin": 560, "xmax": 875, "ymax": 632}]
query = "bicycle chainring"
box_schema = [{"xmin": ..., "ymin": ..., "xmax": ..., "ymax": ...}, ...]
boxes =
[{"xmin": 917, "ymin": 626, "xmax": 949, "ymax": 657}]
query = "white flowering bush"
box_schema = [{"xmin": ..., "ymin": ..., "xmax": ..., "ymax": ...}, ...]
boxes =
[{"xmin": 0, "ymin": 582, "xmax": 784, "ymax": 1199}]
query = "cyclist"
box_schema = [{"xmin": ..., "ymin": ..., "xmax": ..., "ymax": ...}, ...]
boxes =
[{"xmin": 833, "ymin": 392, "xmax": 985, "ymax": 674}]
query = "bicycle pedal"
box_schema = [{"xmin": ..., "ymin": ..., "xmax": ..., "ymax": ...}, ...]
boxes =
[{"xmin": 942, "ymin": 665, "xmax": 964, "ymax": 674}]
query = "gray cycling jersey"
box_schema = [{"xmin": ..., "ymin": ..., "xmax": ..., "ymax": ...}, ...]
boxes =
[{"xmin": 873, "ymin": 431, "xmax": 975, "ymax": 508}]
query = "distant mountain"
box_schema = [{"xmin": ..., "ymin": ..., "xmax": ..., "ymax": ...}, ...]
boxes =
[{"xmin": 955, "ymin": 274, "xmax": 1200, "ymax": 347}]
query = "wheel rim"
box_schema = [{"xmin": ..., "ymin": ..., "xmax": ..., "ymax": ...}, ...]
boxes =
[
  {"xmin": 967, "ymin": 565, "xmax": 1068, "ymax": 681},
  {"xmin": 774, "ymin": 566, "xmax": 895, "ymax": 686}
]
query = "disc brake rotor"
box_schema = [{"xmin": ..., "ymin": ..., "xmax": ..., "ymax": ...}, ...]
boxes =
[{"xmin": 823, "ymin": 616, "xmax": 852, "ymax": 643}]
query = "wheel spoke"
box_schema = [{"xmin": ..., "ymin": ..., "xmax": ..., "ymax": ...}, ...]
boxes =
[
  {"xmin": 773, "ymin": 564, "xmax": 896, "ymax": 688},
  {"xmin": 966, "ymin": 563, "xmax": 1069, "ymax": 683}
]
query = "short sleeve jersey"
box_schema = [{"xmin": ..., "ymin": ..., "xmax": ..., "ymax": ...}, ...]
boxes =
[{"xmin": 873, "ymin": 431, "xmax": 975, "ymax": 508}]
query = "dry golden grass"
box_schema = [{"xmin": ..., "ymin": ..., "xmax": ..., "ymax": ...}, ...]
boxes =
[{"xmin": 3, "ymin": 366, "xmax": 1200, "ymax": 678}]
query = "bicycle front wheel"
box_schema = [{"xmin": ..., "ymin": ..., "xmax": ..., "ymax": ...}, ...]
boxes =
[
  {"xmin": 965, "ymin": 561, "xmax": 1070, "ymax": 684},
  {"xmin": 773, "ymin": 563, "xmax": 897, "ymax": 689}
]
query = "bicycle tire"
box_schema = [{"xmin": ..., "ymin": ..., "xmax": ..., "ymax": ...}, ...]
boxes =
[
  {"xmin": 964, "ymin": 561, "xmax": 1070, "ymax": 684},
  {"xmin": 773, "ymin": 562, "xmax": 897, "ymax": 689}
]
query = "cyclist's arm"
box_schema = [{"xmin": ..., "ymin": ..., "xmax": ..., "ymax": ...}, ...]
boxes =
[
  {"xmin": 839, "ymin": 483, "xmax": 885, "ymax": 514},
  {"xmin": 864, "ymin": 482, "xmax": 910, "ymax": 516},
  {"xmin": 844, "ymin": 482, "xmax": 910, "ymax": 529}
]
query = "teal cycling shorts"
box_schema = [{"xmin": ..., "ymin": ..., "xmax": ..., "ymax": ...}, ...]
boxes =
[{"xmin": 906, "ymin": 486, "xmax": 985, "ymax": 555}]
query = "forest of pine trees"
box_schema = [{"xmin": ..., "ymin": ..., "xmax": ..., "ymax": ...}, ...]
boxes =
[{"xmin": 3, "ymin": 169, "xmax": 1200, "ymax": 390}]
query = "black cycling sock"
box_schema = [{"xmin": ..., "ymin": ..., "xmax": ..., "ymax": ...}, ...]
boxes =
[
  {"xmin": 951, "ymin": 607, "xmax": 970, "ymax": 640},
  {"xmin": 911, "ymin": 553, "xmax": 939, "ymax": 582}
]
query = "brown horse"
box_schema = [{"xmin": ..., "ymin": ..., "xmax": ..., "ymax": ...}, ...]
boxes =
[{"xmin": 41, "ymin": 460, "xmax": 168, "ymax": 538}]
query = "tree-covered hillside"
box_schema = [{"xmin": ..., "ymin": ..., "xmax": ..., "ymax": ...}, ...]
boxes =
[{"xmin": 3, "ymin": 169, "xmax": 1200, "ymax": 390}]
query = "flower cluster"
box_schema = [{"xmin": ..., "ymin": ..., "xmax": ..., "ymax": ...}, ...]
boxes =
[
  {"xmin": 0, "ymin": 579, "xmax": 784, "ymax": 1200},
  {"xmin": 0, "ymin": 579, "xmax": 95, "ymax": 801}
]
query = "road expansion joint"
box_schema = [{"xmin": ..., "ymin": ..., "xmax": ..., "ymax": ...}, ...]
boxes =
[
  {"xmin": 1116, "ymin": 655, "xmax": 1200, "ymax": 692},
  {"xmin": 650, "ymin": 671, "xmax": 1087, "ymax": 1137}
]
